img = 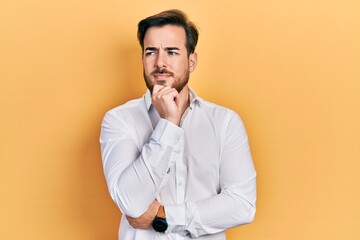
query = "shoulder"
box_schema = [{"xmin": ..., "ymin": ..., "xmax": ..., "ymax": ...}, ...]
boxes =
[
  {"xmin": 102, "ymin": 96, "xmax": 145, "ymax": 127},
  {"xmin": 196, "ymin": 97, "xmax": 247, "ymax": 137},
  {"xmin": 197, "ymin": 98, "xmax": 250, "ymax": 150},
  {"xmin": 196, "ymin": 97, "xmax": 241, "ymax": 123}
]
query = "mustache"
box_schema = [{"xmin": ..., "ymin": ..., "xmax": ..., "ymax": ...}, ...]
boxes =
[{"xmin": 152, "ymin": 67, "xmax": 173, "ymax": 75}]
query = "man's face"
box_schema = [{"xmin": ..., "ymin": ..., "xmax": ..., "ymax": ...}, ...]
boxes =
[{"xmin": 142, "ymin": 25, "xmax": 197, "ymax": 93}]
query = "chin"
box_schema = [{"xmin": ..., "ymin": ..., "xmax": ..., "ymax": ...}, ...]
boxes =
[{"xmin": 156, "ymin": 80, "xmax": 168, "ymax": 86}]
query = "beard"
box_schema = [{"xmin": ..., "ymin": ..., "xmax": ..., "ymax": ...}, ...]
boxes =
[{"xmin": 143, "ymin": 68, "xmax": 190, "ymax": 94}]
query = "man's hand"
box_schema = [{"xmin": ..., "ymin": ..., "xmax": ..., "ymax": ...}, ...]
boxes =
[
  {"xmin": 126, "ymin": 199, "xmax": 160, "ymax": 229},
  {"xmin": 152, "ymin": 84, "xmax": 181, "ymax": 126}
]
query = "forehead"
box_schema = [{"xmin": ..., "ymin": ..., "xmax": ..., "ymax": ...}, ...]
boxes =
[{"xmin": 143, "ymin": 25, "xmax": 186, "ymax": 48}]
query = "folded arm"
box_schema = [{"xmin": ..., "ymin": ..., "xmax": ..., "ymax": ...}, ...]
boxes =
[
  {"xmin": 100, "ymin": 111, "xmax": 183, "ymax": 218},
  {"xmin": 165, "ymin": 111, "xmax": 257, "ymax": 237}
]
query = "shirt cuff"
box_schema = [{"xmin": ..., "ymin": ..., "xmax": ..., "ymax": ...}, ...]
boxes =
[
  {"xmin": 165, "ymin": 203, "xmax": 187, "ymax": 235},
  {"xmin": 151, "ymin": 118, "xmax": 183, "ymax": 151}
]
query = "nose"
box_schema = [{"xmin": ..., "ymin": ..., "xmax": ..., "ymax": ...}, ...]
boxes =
[{"xmin": 155, "ymin": 51, "xmax": 167, "ymax": 68}]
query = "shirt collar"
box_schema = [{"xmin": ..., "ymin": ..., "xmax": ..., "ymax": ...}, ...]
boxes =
[
  {"xmin": 144, "ymin": 90, "xmax": 152, "ymax": 110},
  {"xmin": 144, "ymin": 88, "xmax": 199, "ymax": 111}
]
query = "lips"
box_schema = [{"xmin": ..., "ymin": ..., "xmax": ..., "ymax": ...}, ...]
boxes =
[
  {"xmin": 153, "ymin": 72, "xmax": 173, "ymax": 82},
  {"xmin": 153, "ymin": 73, "xmax": 173, "ymax": 86},
  {"xmin": 154, "ymin": 73, "xmax": 172, "ymax": 78}
]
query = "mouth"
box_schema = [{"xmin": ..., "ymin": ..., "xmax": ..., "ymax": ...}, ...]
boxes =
[
  {"xmin": 153, "ymin": 73, "xmax": 173, "ymax": 87},
  {"xmin": 154, "ymin": 73, "xmax": 172, "ymax": 79}
]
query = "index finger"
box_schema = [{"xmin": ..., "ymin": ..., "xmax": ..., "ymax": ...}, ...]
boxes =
[{"xmin": 152, "ymin": 84, "xmax": 168, "ymax": 95}]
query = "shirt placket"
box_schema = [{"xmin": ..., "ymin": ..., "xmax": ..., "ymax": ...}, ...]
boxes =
[
  {"xmin": 176, "ymin": 137, "xmax": 186, "ymax": 204},
  {"xmin": 176, "ymin": 108, "xmax": 191, "ymax": 204},
  {"xmin": 175, "ymin": 108, "xmax": 191, "ymax": 240}
]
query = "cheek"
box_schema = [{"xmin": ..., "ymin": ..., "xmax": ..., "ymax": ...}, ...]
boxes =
[
  {"xmin": 142, "ymin": 60, "xmax": 153, "ymax": 73},
  {"xmin": 178, "ymin": 61, "xmax": 190, "ymax": 74}
]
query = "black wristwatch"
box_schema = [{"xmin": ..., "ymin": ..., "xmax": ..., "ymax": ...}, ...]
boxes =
[{"xmin": 152, "ymin": 205, "xmax": 168, "ymax": 232}]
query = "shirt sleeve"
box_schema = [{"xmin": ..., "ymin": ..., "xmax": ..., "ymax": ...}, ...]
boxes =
[
  {"xmin": 100, "ymin": 110, "xmax": 184, "ymax": 218},
  {"xmin": 165, "ymin": 111, "xmax": 256, "ymax": 237}
]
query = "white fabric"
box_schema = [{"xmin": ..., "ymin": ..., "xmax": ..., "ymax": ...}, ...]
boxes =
[{"xmin": 100, "ymin": 89, "xmax": 256, "ymax": 240}]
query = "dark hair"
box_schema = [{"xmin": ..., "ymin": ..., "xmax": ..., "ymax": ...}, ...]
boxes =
[{"xmin": 137, "ymin": 9, "xmax": 199, "ymax": 56}]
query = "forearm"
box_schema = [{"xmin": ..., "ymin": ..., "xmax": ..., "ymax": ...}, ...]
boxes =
[
  {"xmin": 112, "ymin": 140, "xmax": 177, "ymax": 217},
  {"xmin": 101, "ymin": 118, "xmax": 183, "ymax": 217},
  {"xmin": 165, "ymin": 176, "xmax": 256, "ymax": 237}
]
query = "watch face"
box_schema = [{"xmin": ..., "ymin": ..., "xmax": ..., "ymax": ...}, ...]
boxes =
[{"xmin": 152, "ymin": 217, "xmax": 168, "ymax": 232}]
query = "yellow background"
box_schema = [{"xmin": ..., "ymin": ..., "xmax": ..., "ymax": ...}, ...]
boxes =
[{"xmin": 1, "ymin": 0, "xmax": 359, "ymax": 239}]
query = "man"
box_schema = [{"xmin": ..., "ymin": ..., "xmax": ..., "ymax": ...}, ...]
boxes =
[{"xmin": 100, "ymin": 9, "xmax": 256, "ymax": 240}]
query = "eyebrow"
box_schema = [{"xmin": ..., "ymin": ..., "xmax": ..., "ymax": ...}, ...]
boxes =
[
  {"xmin": 165, "ymin": 47, "xmax": 180, "ymax": 51},
  {"xmin": 144, "ymin": 47, "xmax": 180, "ymax": 51},
  {"xmin": 145, "ymin": 47, "xmax": 158, "ymax": 51}
]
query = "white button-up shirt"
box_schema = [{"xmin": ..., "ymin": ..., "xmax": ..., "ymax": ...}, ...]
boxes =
[{"xmin": 100, "ymin": 90, "xmax": 256, "ymax": 240}]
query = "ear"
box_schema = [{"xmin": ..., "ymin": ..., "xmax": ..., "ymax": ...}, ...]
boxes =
[{"xmin": 188, "ymin": 52, "xmax": 198, "ymax": 72}]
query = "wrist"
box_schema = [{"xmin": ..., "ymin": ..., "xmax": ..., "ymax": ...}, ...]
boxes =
[
  {"xmin": 152, "ymin": 205, "xmax": 168, "ymax": 232},
  {"xmin": 157, "ymin": 205, "xmax": 166, "ymax": 218},
  {"xmin": 165, "ymin": 117, "xmax": 180, "ymax": 126}
]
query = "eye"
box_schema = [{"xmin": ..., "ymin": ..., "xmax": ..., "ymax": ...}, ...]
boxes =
[
  {"xmin": 145, "ymin": 51, "xmax": 155, "ymax": 56},
  {"xmin": 168, "ymin": 51, "xmax": 178, "ymax": 56}
]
